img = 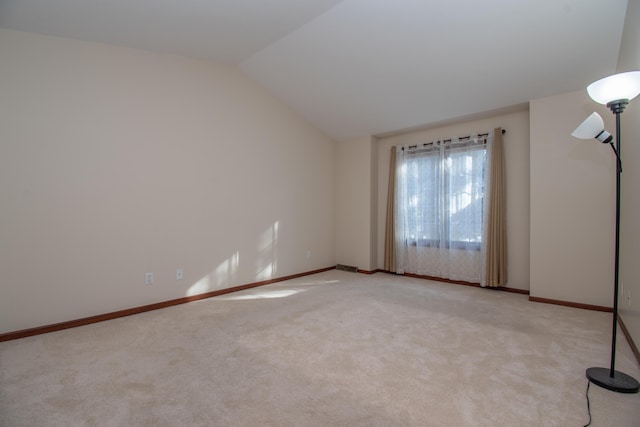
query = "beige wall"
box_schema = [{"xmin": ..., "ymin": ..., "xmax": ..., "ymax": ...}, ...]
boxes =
[
  {"xmin": 0, "ymin": 29, "xmax": 336, "ymax": 334},
  {"xmin": 376, "ymin": 110, "xmax": 531, "ymax": 290},
  {"xmin": 2, "ymin": 6, "xmax": 638, "ymax": 338},
  {"xmin": 618, "ymin": 0, "xmax": 640, "ymax": 347},
  {"xmin": 335, "ymin": 136, "xmax": 377, "ymax": 271},
  {"xmin": 529, "ymin": 90, "xmax": 616, "ymax": 306}
]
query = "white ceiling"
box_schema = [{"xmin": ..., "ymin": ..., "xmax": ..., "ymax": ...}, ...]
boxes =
[{"xmin": 0, "ymin": 0, "xmax": 629, "ymax": 141}]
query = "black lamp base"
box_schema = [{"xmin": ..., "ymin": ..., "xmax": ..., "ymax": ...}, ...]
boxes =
[{"xmin": 586, "ymin": 367, "xmax": 640, "ymax": 393}]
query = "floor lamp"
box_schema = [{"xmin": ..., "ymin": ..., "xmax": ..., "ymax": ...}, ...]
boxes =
[{"xmin": 572, "ymin": 70, "xmax": 640, "ymax": 394}]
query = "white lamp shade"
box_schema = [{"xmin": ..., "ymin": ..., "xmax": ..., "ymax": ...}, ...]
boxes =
[
  {"xmin": 572, "ymin": 112, "xmax": 604, "ymax": 139},
  {"xmin": 587, "ymin": 71, "xmax": 640, "ymax": 105}
]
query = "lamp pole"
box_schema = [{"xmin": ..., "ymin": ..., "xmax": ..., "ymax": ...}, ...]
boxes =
[
  {"xmin": 572, "ymin": 70, "xmax": 640, "ymax": 393},
  {"xmin": 585, "ymin": 99, "xmax": 639, "ymax": 393},
  {"xmin": 609, "ymin": 101, "xmax": 623, "ymax": 379}
]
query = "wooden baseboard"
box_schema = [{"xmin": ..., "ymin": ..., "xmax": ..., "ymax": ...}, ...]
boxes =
[
  {"xmin": 618, "ymin": 315, "xmax": 640, "ymax": 367},
  {"xmin": 0, "ymin": 266, "xmax": 335, "ymax": 343},
  {"xmin": 7, "ymin": 266, "xmax": 636, "ymax": 367},
  {"xmin": 528, "ymin": 296, "xmax": 612, "ymax": 313},
  {"xmin": 403, "ymin": 272, "xmax": 484, "ymax": 288},
  {"xmin": 377, "ymin": 269, "xmax": 530, "ymax": 295},
  {"xmin": 356, "ymin": 269, "xmax": 378, "ymax": 275}
]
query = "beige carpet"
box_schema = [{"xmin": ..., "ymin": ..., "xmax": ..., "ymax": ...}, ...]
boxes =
[{"xmin": 1, "ymin": 270, "xmax": 639, "ymax": 426}]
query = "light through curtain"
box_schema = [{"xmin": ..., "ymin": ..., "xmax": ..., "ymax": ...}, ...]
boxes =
[{"xmin": 394, "ymin": 134, "xmax": 491, "ymax": 284}]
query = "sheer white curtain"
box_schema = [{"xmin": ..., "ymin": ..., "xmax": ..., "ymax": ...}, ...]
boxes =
[{"xmin": 394, "ymin": 134, "xmax": 492, "ymax": 284}]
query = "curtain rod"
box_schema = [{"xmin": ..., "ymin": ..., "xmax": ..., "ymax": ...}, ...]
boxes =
[{"xmin": 403, "ymin": 128, "xmax": 506, "ymax": 150}]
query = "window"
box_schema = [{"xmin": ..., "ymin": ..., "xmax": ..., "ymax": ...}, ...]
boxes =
[
  {"xmin": 398, "ymin": 139, "xmax": 487, "ymax": 251},
  {"xmin": 387, "ymin": 129, "xmax": 505, "ymax": 285}
]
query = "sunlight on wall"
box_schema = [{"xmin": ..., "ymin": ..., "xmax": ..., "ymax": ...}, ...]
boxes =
[
  {"xmin": 217, "ymin": 251, "xmax": 240, "ymax": 288},
  {"xmin": 256, "ymin": 221, "xmax": 279, "ymax": 281},
  {"xmin": 183, "ymin": 219, "xmax": 324, "ymax": 299},
  {"xmin": 187, "ymin": 275, "xmax": 211, "ymax": 297},
  {"xmin": 186, "ymin": 251, "xmax": 240, "ymax": 297}
]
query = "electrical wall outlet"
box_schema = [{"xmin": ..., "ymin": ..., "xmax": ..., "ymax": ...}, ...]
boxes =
[
  {"xmin": 176, "ymin": 268, "xmax": 184, "ymax": 280},
  {"xmin": 145, "ymin": 272, "xmax": 153, "ymax": 285}
]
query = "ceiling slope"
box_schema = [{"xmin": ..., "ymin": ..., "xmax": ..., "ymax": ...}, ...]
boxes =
[
  {"xmin": 0, "ymin": 0, "xmax": 343, "ymax": 63},
  {"xmin": 240, "ymin": 0, "xmax": 628, "ymax": 140},
  {"xmin": 0, "ymin": 0, "xmax": 629, "ymax": 140}
]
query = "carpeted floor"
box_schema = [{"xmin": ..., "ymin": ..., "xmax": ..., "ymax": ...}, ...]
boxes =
[{"xmin": 1, "ymin": 270, "xmax": 639, "ymax": 426}]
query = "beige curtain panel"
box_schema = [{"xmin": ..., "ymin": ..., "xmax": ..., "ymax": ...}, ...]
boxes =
[{"xmin": 485, "ymin": 127, "xmax": 507, "ymax": 287}]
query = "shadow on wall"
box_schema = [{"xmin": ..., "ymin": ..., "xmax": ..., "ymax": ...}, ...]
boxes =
[{"xmin": 185, "ymin": 221, "xmax": 280, "ymax": 297}]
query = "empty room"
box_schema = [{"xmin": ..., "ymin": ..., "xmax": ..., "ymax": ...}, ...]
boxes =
[{"xmin": 1, "ymin": 0, "xmax": 640, "ymax": 425}]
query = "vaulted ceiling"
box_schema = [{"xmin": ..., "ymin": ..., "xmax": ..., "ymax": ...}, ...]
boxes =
[{"xmin": 0, "ymin": 0, "xmax": 628, "ymax": 141}]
